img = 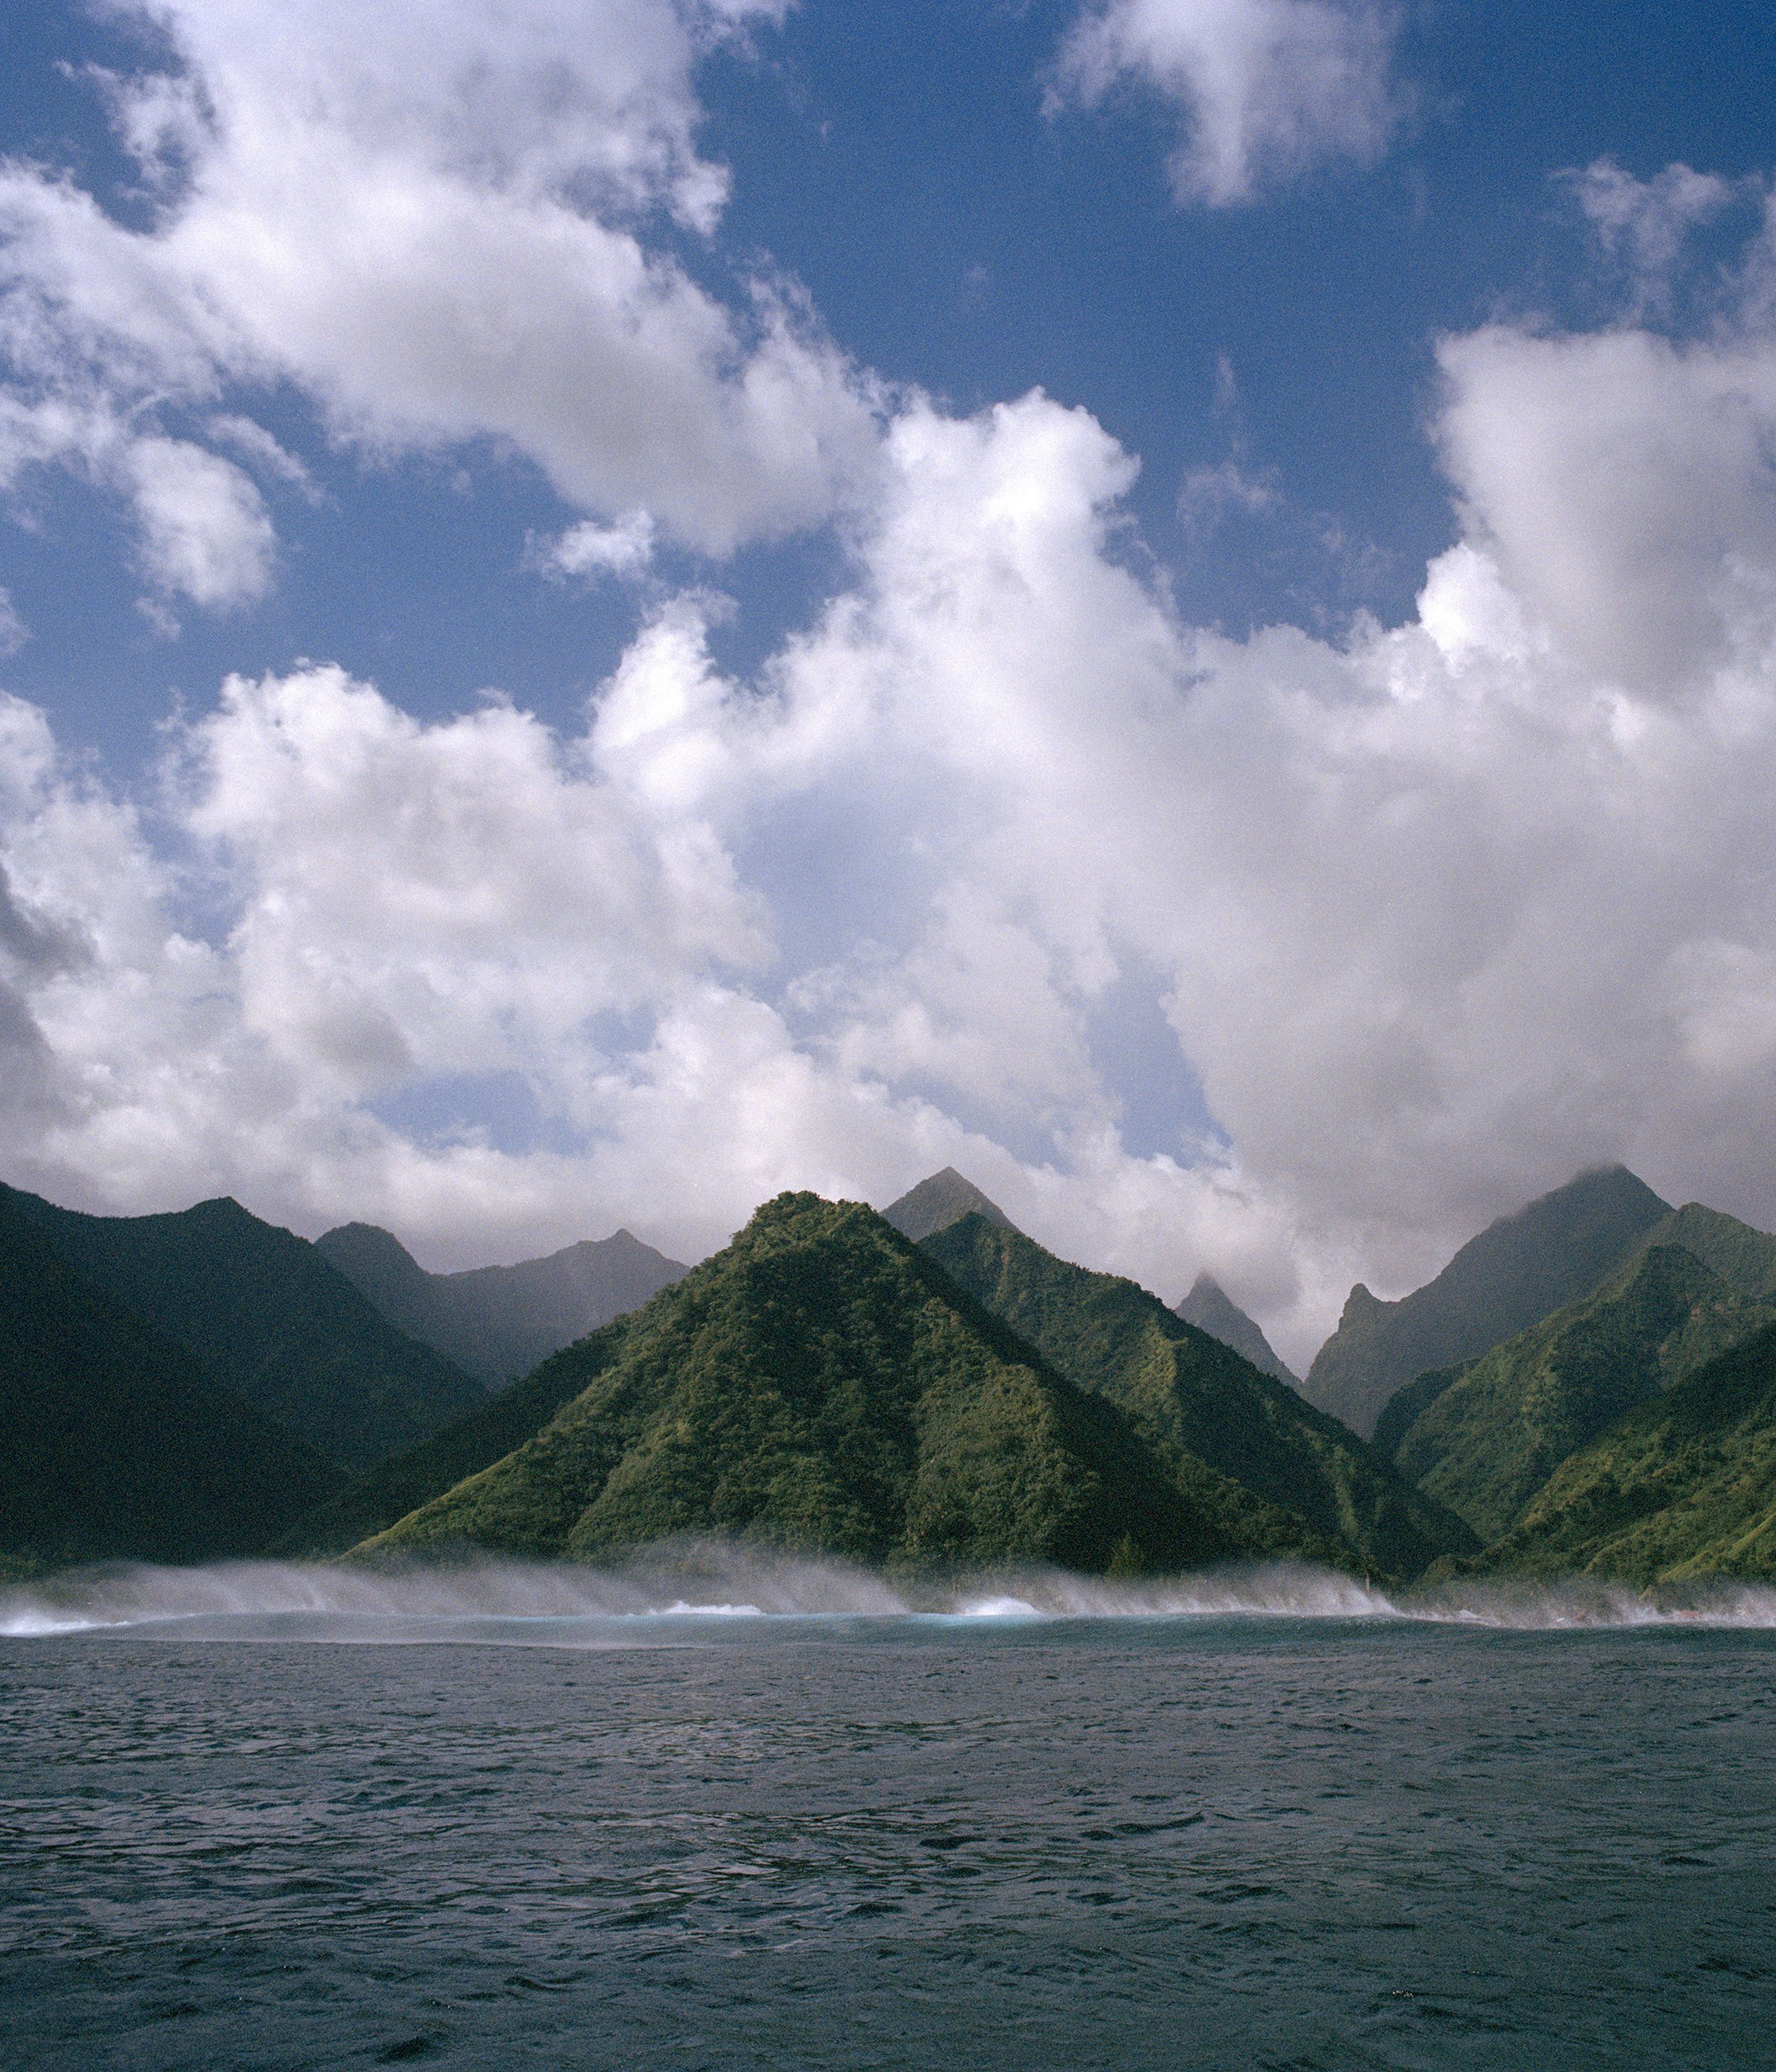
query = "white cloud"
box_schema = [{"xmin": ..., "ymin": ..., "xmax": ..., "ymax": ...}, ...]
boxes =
[
  {"xmin": 544, "ymin": 510, "xmax": 657, "ymax": 579},
  {"xmin": 1563, "ymin": 157, "xmax": 1740, "ymax": 313},
  {"xmin": 124, "ymin": 436, "xmax": 276, "ymax": 608},
  {"xmin": 0, "ymin": 0, "xmax": 877, "ymax": 600},
  {"xmin": 1054, "ymin": 0, "xmax": 1403, "ymax": 206},
  {"xmin": 0, "ymin": 588, "xmax": 25, "ymax": 656}
]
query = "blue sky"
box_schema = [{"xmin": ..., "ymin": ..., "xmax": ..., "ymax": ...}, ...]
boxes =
[{"xmin": 3, "ymin": 1, "xmax": 1776, "ymax": 1358}]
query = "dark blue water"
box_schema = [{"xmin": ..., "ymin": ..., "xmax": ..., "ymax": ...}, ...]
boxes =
[{"xmin": 3, "ymin": 1561, "xmax": 1774, "ymax": 2071}]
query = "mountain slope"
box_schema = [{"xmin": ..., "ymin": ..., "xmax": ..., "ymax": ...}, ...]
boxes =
[
  {"xmin": 364, "ymin": 1194, "xmax": 1317, "ymax": 1571},
  {"xmin": 315, "ymin": 1221, "xmax": 685, "ymax": 1384},
  {"xmin": 1378, "ymin": 1245, "xmax": 1776, "ymax": 1542},
  {"xmin": 1175, "ymin": 1273, "xmax": 1298, "ymax": 1384},
  {"xmin": 1472, "ymin": 1319, "xmax": 1776, "ymax": 1582},
  {"xmin": 1, "ymin": 1185, "xmax": 486, "ymax": 1470},
  {"xmin": 880, "ymin": 1168, "xmax": 1014, "ymax": 1243},
  {"xmin": 0, "ymin": 1189, "xmax": 341, "ymax": 1568},
  {"xmin": 1303, "ymin": 1166, "xmax": 1672, "ymax": 1437},
  {"xmin": 920, "ymin": 1214, "xmax": 1472, "ymax": 1579},
  {"xmin": 1635, "ymin": 1202, "xmax": 1776, "ymax": 1300}
]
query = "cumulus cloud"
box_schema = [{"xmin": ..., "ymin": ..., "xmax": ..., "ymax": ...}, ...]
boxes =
[
  {"xmin": 1562, "ymin": 157, "xmax": 1741, "ymax": 313},
  {"xmin": 543, "ymin": 510, "xmax": 658, "ymax": 580},
  {"xmin": 1054, "ymin": 0, "xmax": 1404, "ymax": 206},
  {"xmin": 14, "ymin": 283, "xmax": 1776, "ymax": 1368},
  {"xmin": 0, "ymin": 0, "xmax": 877, "ymax": 605}
]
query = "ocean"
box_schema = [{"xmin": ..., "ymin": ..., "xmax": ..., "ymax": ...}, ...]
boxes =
[{"xmin": 3, "ymin": 1557, "xmax": 1774, "ymax": 2070}]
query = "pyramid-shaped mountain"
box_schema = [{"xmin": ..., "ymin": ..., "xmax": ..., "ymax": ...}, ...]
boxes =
[
  {"xmin": 362, "ymin": 1193, "xmax": 1325, "ymax": 1572},
  {"xmin": 1303, "ymin": 1166, "xmax": 1672, "ymax": 1437},
  {"xmin": 1175, "ymin": 1273, "xmax": 1298, "ymax": 1385},
  {"xmin": 1, "ymin": 1184, "xmax": 486, "ymax": 1470},
  {"xmin": 1377, "ymin": 1243, "xmax": 1776, "ymax": 1542},
  {"xmin": 919, "ymin": 1213, "xmax": 1472, "ymax": 1579},
  {"xmin": 880, "ymin": 1167, "xmax": 1014, "ymax": 1243},
  {"xmin": 0, "ymin": 1188, "xmax": 341, "ymax": 1567},
  {"xmin": 317, "ymin": 1220, "xmax": 686, "ymax": 1384}
]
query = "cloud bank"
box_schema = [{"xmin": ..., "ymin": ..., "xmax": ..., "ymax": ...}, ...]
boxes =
[{"xmin": 7, "ymin": 1, "xmax": 1776, "ymax": 1365}]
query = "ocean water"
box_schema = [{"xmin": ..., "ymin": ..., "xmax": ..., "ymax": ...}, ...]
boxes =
[{"xmin": 3, "ymin": 1559, "xmax": 1774, "ymax": 2072}]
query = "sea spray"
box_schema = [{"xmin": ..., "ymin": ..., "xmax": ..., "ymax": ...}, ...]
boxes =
[{"xmin": 6, "ymin": 1546, "xmax": 1776, "ymax": 1642}]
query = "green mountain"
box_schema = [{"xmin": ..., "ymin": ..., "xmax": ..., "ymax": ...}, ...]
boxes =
[
  {"xmin": 1303, "ymin": 1166, "xmax": 1672, "ymax": 1436},
  {"xmin": 363, "ymin": 1193, "xmax": 1323, "ymax": 1572},
  {"xmin": 1377, "ymin": 1245, "xmax": 1776, "ymax": 1542},
  {"xmin": 0, "ymin": 1184, "xmax": 486, "ymax": 1470},
  {"xmin": 283, "ymin": 1333, "xmax": 615, "ymax": 1552},
  {"xmin": 919, "ymin": 1213, "xmax": 1472, "ymax": 1579},
  {"xmin": 1471, "ymin": 1319, "xmax": 1776, "ymax": 1582},
  {"xmin": 1174, "ymin": 1272, "xmax": 1298, "ymax": 1384},
  {"xmin": 0, "ymin": 1188, "xmax": 341, "ymax": 1569},
  {"xmin": 880, "ymin": 1166, "xmax": 1014, "ymax": 1242},
  {"xmin": 315, "ymin": 1220, "xmax": 685, "ymax": 1385},
  {"xmin": 1635, "ymin": 1201, "xmax": 1776, "ymax": 1300}
]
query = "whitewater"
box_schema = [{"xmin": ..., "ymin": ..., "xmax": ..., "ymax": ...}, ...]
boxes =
[{"xmin": 7, "ymin": 1549, "xmax": 1776, "ymax": 1643}]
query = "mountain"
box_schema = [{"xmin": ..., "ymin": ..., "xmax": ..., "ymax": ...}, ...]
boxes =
[
  {"xmin": 1376, "ymin": 1245, "xmax": 1776, "ymax": 1542},
  {"xmin": 283, "ymin": 1331, "xmax": 617, "ymax": 1552},
  {"xmin": 880, "ymin": 1167, "xmax": 1014, "ymax": 1243},
  {"xmin": 314, "ymin": 1221, "xmax": 686, "ymax": 1385},
  {"xmin": 0, "ymin": 1188, "xmax": 341, "ymax": 1569},
  {"xmin": 1635, "ymin": 1201, "xmax": 1776, "ymax": 1300},
  {"xmin": 1471, "ymin": 1318, "xmax": 1776, "ymax": 1582},
  {"xmin": 919, "ymin": 1213, "xmax": 1473, "ymax": 1580},
  {"xmin": 1302, "ymin": 1166, "xmax": 1672, "ymax": 1437},
  {"xmin": 362, "ymin": 1193, "xmax": 1324, "ymax": 1572},
  {"xmin": 1174, "ymin": 1272, "xmax": 1298, "ymax": 1384},
  {"xmin": 0, "ymin": 1185, "xmax": 486, "ymax": 1471}
]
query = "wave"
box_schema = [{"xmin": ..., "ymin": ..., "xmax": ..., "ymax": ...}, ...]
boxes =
[{"xmin": 5, "ymin": 1546, "xmax": 1776, "ymax": 1644}]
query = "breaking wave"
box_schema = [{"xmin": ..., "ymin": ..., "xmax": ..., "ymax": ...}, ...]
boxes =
[{"xmin": 4, "ymin": 1546, "xmax": 1776, "ymax": 1644}]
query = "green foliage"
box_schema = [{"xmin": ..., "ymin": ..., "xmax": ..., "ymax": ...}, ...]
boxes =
[
  {"xmin": 919, "ymin": 1214, "xmax": 1473, "ymax": 1579},
  {"xmin": 1303, "ymin": 1166, "xmax": 1672, "ymax": 1437},
  {"xmin": 0, "ymin": 1188, "xmax": 341, "ymax": 1566},
  {"xmin": 365, "ymin": 1194, "xmax": 1264, "ymax": 1572},
  {"xmin": 1, "ymin": 1184, "xmax": 486, "ymax": 1469},
  {"xmin": 1382, "ymin": 1246, "xmax": 1775, "ymax": 1542},
  {"xmin": 1472, "ymin": 1318, "xmax": 1776, "ymax": 1581},
  {"xmin": 1638, "ymin": 1203, "xmax": 1776, "ymax": 1301}
]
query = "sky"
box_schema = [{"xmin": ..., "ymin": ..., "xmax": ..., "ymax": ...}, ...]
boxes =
[{"xmin": 4, "ymin": 0, "xmax": 1776, "ymax": 1368}]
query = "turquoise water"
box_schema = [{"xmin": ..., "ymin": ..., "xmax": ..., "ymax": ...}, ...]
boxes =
[{"xmin": 3, "ymin": 1559, "xmax": 1774, "ymax": 2070}]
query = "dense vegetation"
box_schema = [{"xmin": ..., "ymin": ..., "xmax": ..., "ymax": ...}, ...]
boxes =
[
  {"xmin": 1, "ymin": 1184, "xmax": 486, "ymax": 1469},
  {"xmin": 0, "ymin": 1189, "xmax": 341, "ymax": 1569},
  {"xmin": 1470, "ymin": 1319, "xmax": 1776, "ymax": 1581},
  {"xmin": 284, "ymin": 1324, "xmax": 634, "ymax": 1552},
  {"xmin": 317, "ymin": 1220, "xmax": 685, "ymax": 1384},
  {"xmin": 365, "ymin": 1194, "xmax": 1302, "ymax": 1572},
  {"xmin": 1377, "ymin": 1246, "xmax": 1776, "ymax": 1542},
  {"xmin": 920, "ymin": 1213, "xmax": 1472, "ymax": 1579},
  {"xmin": 1302, "ymin": 1166, "xmax": 1672, "ymax": 1436}
]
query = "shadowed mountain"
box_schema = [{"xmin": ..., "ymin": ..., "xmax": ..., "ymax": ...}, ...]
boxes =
[
  {"xmin": 1303, "ymin": 1167, "xmax": 1672, "ymax": 1437},
  {"xmin": 361, "ymin": 1194, "xmax": 1326, "ymax": 1573},
  {"xmin": 880, "ymin": 1168, "xmax": 1014, "ymax": 1243},
  {"xmin": 920, "ymin": 1213, "xmax": 1472, "ymax": 1580},
  {"xmin": 1175, "ymin": 1273, "xmax": 1298, "ymax": 1385},
  {"xmin": 1376, "ymin": 1245, "xmax": 1776, "ymax": 1542},
  {"xmin": 316, "ymin": 1222, "xmax": 687, "ymax": 1385},
  {"xmin": 0, "ymin": 1184, "xmax": 485, "ymax": 1471},
  {"xmin": 0, "ymin": 1188, "xmax": 341, "ymax": 1569},
  {"xmin": 1471, "ymin": 1318, "xmax": 1776, "ymax": 1582}
]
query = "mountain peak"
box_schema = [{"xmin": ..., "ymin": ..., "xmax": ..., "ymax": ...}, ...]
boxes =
[
  {"xmin": 880, "ymin": 1168, "xmax": 1015, "ymax": 1244},
  {"xmin": 1174, "ymin": 1272, "xmax": 1299, "ymax": 1385},
  {"xmin": 1304, "ymin": 1164, "xmax": 1672, "ymax": 1437}
]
